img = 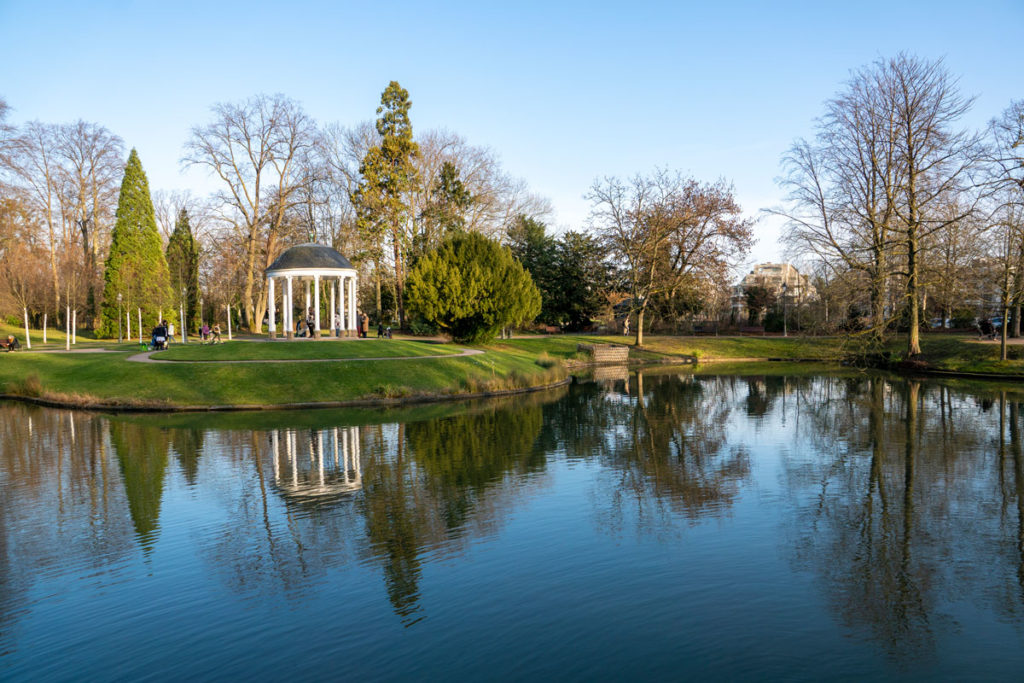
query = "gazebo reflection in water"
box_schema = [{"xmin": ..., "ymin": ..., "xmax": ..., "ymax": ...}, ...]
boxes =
[{"xmin": 270, "ymin": 427, "xmax": 362, "ymax": 506}]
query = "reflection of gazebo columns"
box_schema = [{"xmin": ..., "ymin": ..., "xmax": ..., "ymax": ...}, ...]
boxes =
[{"xmin": 270, "ymin": 426, "xmax": 363, "ymax": 505}]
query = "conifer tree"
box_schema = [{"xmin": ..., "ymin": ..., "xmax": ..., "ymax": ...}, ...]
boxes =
[
  {"xmin": 166, "ymin": 208, "xmax": 200, "ymax": 330},
  {"xmin": 421, "ymin": 161, "xmax": 472, "ymax": 240},
  {"xmin": 406, "ymin": 232, "xmax": 541, "ymax": 343},
  {"xmin": 99, "ymin": 149, "xmax": 170, "ymax": 337},
  {"xmin": 352, "ymin": 81, "xmax": 419, "ymax": 326}
]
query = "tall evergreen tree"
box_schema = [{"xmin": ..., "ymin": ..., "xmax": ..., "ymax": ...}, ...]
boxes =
[
  {"xmin": 99, "ymin": 149, "xmax": 170, "ymax": 337},
  {"xmin": 424, "ymin": 161, "xmax": 472, "ymax": 234},
  {"xmin": 352, "ymin": 81, "xmax": 419, "ymax": 326},
  {"xmin": 508, "ymin": 215, "xmax": 557, "ymax": 322},
  {"xmin": 552, "ymin": 231, "xmax": 611, "ymax": 330},
  {"xmin": 166, "ymin": 208, "xmax": 200, "ymax": 330}
]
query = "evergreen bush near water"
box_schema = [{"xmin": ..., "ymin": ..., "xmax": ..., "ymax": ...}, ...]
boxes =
[{"xmin": 406, "ymin": 232, "xmax": 541, "ymax": 343}]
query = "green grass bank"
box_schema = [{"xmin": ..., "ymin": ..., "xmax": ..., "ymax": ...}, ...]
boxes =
[{"xmin": 1, "ymin": 331, "xmax": 1023, "ymax": 410}]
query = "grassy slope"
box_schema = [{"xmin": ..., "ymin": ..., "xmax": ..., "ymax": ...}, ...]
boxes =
[
  {"xmin": 0, "ymin": 343, "xmax": 565, "ymax": 407},
  {"xmin": 0, "ymin": 320, "xmax": 103, "ymax": 348},
  {"xmin": 496, "ymin": 334, "xmax": 844, "ymax": 361},
  {"xmin": 3, "ymin": 330, "xmax": 1024, "ymax": 409},
  {"xmin": 154, "ymin": 339, "xmax": 463, "ymax": 361},
  {"xmin": 914, "ymin": 336, "xmax": 1024, "ymax": 374}
]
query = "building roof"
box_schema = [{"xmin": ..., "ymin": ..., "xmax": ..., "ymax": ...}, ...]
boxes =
[{"xmin": 266, "ymin": 243, "xmax": 354, "ymax": 272}]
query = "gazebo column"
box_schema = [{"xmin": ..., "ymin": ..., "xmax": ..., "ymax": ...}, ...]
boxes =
[
  {"xmin": 313, "ymin": 275, "xmax": 321, "ymax": 339},
  {"xmin": 348, "ymin": 276, "xmax": 357, "ymax": 336},
  {"xmin": 285, "ymin": 276, "xmax": 294, "ymax": 340},
  {"xmin": 268, "ymin": 277, "xmax": 276, "ymax": 339},
  {"xmin": 330, "ymin": 281, "xmax": 336, "ymax": 338},
  {"xmin": 342, "ymin": 276, "xmax": 350, "ymax": 337},
  {"xmin": 304, "ymin": 280, "xmax": 311, "ymax": 322}
]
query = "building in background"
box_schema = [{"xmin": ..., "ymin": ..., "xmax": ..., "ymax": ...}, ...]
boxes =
[{"xmin": 731, "ymin": 263, "xmax": 816, "ymax": 322}]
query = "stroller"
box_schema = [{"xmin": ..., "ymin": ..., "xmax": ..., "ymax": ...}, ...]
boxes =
[{"xmin": 151, "ymin": 325, "xmax": 168, "ymax": 351}]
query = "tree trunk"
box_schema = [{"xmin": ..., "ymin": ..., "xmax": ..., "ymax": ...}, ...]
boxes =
[
  {"xmin": 393, "ymin": 237, "xmax": 405, "ymax": 328},
  {"xmin": 634, "ymin": 305, "xmax": 646, "ymax": 347},
  {"xmin": 1002, "ymin": 304, "xmax": 1011, "ymax": 361},
  {"xmin": 906, "ymin": 230, "xmax": 921, "ymax": 357},
  {"xmin": 870, "ymin": 245, "xmax": 886, "ymax": 341},
  {"xmin": 374, "ymin": 256, "xmax": 382, "ymax": 321},
  {"xmin": 242, "ymin": 229, "xmax": 258, "ymax": 332}
]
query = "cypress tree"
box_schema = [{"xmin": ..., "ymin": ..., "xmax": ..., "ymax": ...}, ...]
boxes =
[
  {"xmin": 166, "ymin": 208, "xmax": 200, "ymax": 330},
  {"xmin": 99, "ymin": 149, "xmax": 171, "ymax": 337}
]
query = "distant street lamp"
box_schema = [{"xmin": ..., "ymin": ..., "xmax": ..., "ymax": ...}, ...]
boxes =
[
  {"xmin": 180, "ymin": 287, "xmax": 187, "ymax": 345},
  {"xmin": 117, "ymin": 293, "xmax": 123, "ymax": 344},
  {"xmin": 782, "ymin": 283, "xmax": 789, "ymax": 338}
]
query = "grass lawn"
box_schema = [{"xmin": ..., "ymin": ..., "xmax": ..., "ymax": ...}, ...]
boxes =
[
  {"xmin": 495, "ymin": 334, "xmax": 845, "ymax": 362},
  {"xmin": 0, "ymin": 342, "xmax": 566, "ymax": 408},
  {"xmin": 914, "ymin": 335, "xmax": 1024, "ymax": 374},
  {"xmin": 5, "ymin": 329, "xmax": 1024, "ymax": 410},
  {"xmin": 155, "ymin": 339, "xmax": 464, "ymax": 361},
  {"xmin": 0, "ymin": 320, "xmax": 112, "ymax": 349}
]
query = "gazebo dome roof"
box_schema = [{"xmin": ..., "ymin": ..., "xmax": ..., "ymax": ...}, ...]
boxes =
[{"xmin": 267, "ymin": 243, "xmax": 354, "ymax": 272}]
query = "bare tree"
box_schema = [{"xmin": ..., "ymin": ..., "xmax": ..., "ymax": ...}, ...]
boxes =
[
  {"xmin": 772, "ymin": 67, "xmax": 901, "ymax": 340},
  {"xmin": 8, "ymin": 121, "xmax": 64, "ymax": 319},
  {"xmin": 183, "ymin": 94, "xmax": 316, "ymax": 332},
  {"xmin": 588, "ymin": 170, "xmax": 753, "ymax": 346},
  {"xmin": 987, "ymin": 100, "xmax": 1024, "ymax": 197},
  {"xmin": 883, "ymin": 54, "xmax": 979, "ymax": 356},
  {"xmin": 775, "ymin": 54, "xmax": 979, "ymax": 356},
  {"xmin": 987, "ymin": 195, "xmax": 1024, "ymax": 360},
  {"xmin": 55, "ymin": 121, "xmax": 124, "ymax": 324}
]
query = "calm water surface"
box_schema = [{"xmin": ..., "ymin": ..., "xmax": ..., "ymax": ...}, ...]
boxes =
[{"xmin": 3, "ymin": 370, "xmax": 1024, "ymax": 680}]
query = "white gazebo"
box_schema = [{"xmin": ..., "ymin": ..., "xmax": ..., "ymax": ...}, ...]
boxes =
[{"xmin": 265, "ymin": 243, "xmax": 358, "ymax": 339}]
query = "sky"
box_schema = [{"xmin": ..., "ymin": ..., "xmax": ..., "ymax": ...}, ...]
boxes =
[{"xmin": 1, "ymin": 0, "xmax": 1021, "ymax": 271}]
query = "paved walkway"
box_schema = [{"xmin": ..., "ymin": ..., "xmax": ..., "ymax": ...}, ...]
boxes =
[
  {"xmin": 16, "ymin": 347, "xmax": 116, "ymax": 354},
  {"xmin": 126, "ymin": 347, "xmax": 484, "ymax": 364}
]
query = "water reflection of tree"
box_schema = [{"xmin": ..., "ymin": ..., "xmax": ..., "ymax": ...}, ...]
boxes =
[
  {"xmin": 360, "ymin": 402, "xmax": 546, "ymax": 623},
  {"xmin": 111, "ymin": 422, "xmax": 170, "ymax": 548},
  {"xmin": 784, "ymin": 377, "xmax": 1024, "ymax": 661},
  {"xmin": 169, "ymin": 428, "xmax": 204, "ymax": 485},
  {"xmin": 625, "ymin": 372, "xmax": 749, "ymax": 518},
  {"xmin": 545, "ymin": 371, "xmax": 751, "ymax": 531},
  {"xmin": 0, "ymin": 404, "xmax": 136, "ymax": 651},
  {"xmin": 178, "ymin": 397, "xmax": 553, "ymax": 625}
]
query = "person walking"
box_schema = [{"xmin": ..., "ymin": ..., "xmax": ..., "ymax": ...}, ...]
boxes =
[
  {"xmin": 361, "ymin": 312, "xmax": 370, "ymax": 338},
  {"xmin": 377, "ymin": 321, "xmax": 384, "ymax": 339},
  {"xmin": 211, "ymin": 323, "xmax": 222, "ymax": 344}
]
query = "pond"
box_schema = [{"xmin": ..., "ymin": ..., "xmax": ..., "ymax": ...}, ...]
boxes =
[{"xmin": 2, "ymin": 369, "xmax": 1024, "ymax": 680}]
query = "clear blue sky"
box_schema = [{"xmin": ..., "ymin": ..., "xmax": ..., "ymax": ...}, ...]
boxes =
[{"xmin": 2, "ymin": 0, "xmax": 1021, "ymax": 267}]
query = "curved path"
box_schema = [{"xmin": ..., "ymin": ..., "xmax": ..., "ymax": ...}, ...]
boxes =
[{"xmin": 126, "ymin": 347, "xmax": 484, "ymax": 364}]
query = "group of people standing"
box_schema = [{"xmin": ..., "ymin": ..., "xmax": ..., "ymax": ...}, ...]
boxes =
[
  {"xmin": 295, "ymin": 309, "xmax": 376, "ymax": 338},
  {"xmin": 151, "ymin": 319, "xmax": 221, "ymax": 348}
]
